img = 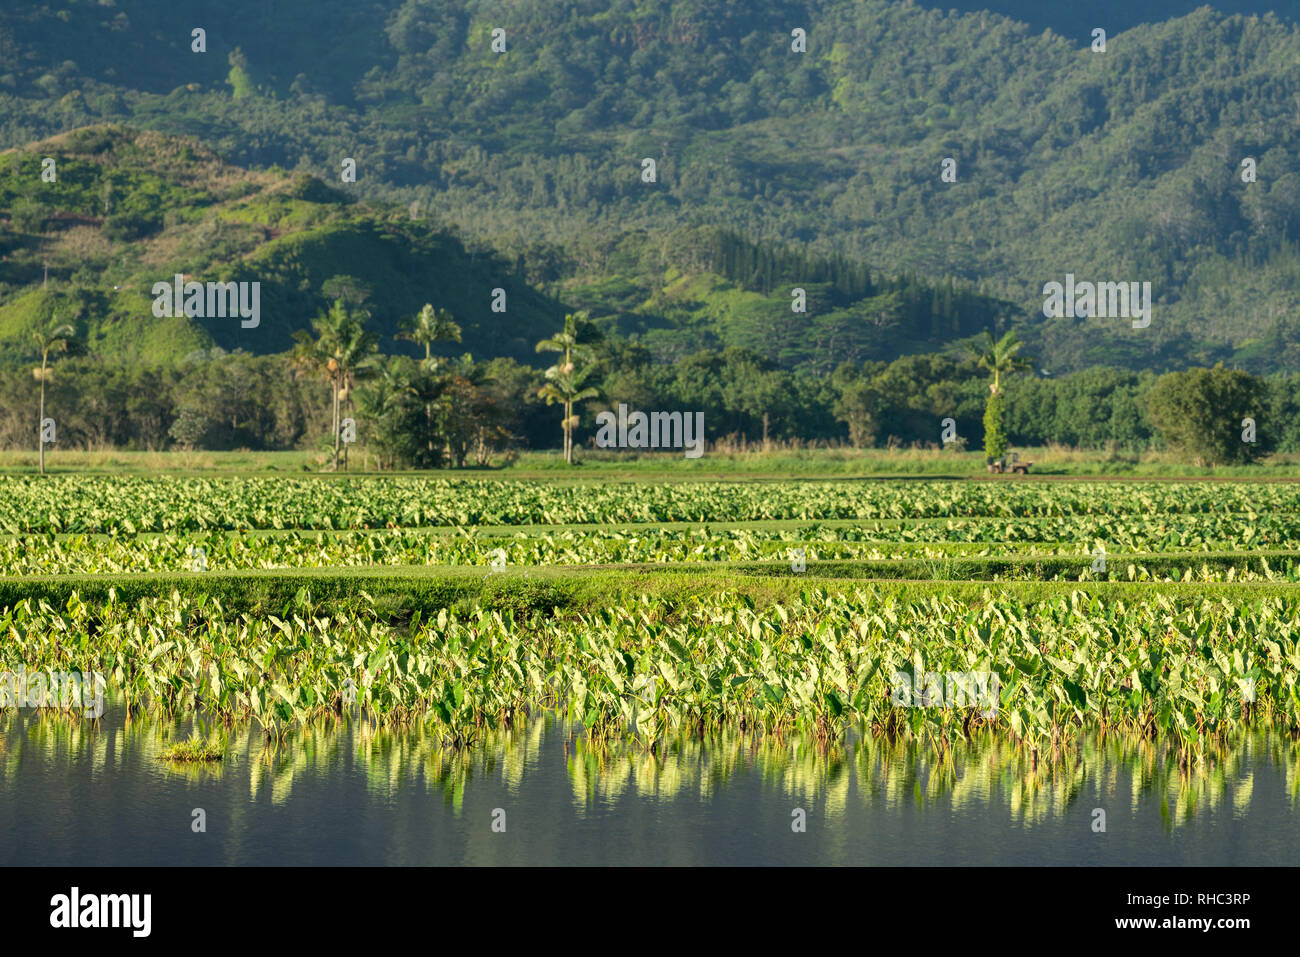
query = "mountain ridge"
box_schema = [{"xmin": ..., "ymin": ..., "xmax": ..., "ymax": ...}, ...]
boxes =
[{"xmin": 4, "ymin": 2, "xmax": 1300, "ymax": 372}]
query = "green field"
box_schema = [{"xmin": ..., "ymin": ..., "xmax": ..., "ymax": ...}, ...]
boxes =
[
  {"xmin": 12, "ymin": 447, "xmax": 1300, "ymax": 480},
  {"xmin": 2, "ymin": 473, "xmax": 1298, "ymax": 761}
]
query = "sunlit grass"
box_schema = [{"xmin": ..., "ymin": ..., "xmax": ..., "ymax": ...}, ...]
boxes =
[
  {"xmin": 158, "ymin": 737, "xmax": 223, "ymax": 762},
  {"xmin": 6, "ymin": 446, "xmax": 1300, "ymax": 478}
]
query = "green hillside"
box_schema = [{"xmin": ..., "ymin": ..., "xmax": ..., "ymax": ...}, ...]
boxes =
[
  {"xmin": 0, "ymin": 126, "xmax": 565, "ymax": 364},
  {"xmin": 1, "ymin": 124, "xmax": 1011, "ymax": 368},
  {"xmin": 3, "ymin": 2, "xmax": 1300, "ymax": 372}
]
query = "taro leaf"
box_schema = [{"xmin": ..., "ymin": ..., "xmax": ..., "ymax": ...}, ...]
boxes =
[
  {"xmin": 1045, "ymin": 655, "xmax": 1075, "ymax": 674},
  {"xmin": 1010, "ymin": 653, "xmax": 1041, "ymax": 676},
  {"xmin": 824, "ymin": 690, "xmax": 844, "ymax": 717},
  {"xmin": 1062, "ymin": 678, "xmax": 1087, "ymax": 710},
  {"xmin": 658, "ymin": 660, "xmax": 679, "ymax": 692},
  {"xmin": 366, "ymin": 641, "xmax": 390, "ymax": 673}
]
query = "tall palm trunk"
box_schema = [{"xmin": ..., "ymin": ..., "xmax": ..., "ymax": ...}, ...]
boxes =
[
  {"xmin": 342, "ymin": 376, "xmax": 352, "ymax": 471},
  {"xmin": 564, "ymin": 397, "xmax": 572, "ymax": 464},
  {"xmin": 424, "ymin": 346, "xmax": 433, "ymax": 458},
  {"xmin": 563, "ymin": 343, "xmax": 573, "ymax": 464},
  {"xmin": 38, "ymin": 354, "xmax": 47, "ymax": 475},
  {"xmin": 331, "ymin": 374, "xmax": 341, "ymax": 471}
]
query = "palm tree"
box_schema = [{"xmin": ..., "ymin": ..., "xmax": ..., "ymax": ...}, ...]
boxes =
[
  {"xmin": 398, "ymin": 304, "xmax": 462, "ymax": 459},
  {"xmin": 969, "ymin": 329, "xmax": 1031, "ymax": 395},
  {"xmin": 398, "ymin": 304, "xmax": 461, "ymax": 370},
  {"xmin": 32, "ymin": 317, "xmax": 82, "ymax": 475},
  {"xmin": 968, "ymin": 329, "xmax": 1032, "ymax": 463},
  {"xmin": 292, "ymin": 301, "xmax": 379, "ymax": 470},
  {"xmin": 536, "ymin": 312, "xmax": 597, "ymax": 465}
]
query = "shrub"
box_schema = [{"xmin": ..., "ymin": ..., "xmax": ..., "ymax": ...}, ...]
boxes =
[
  {"xmin": 1146, "ymin": 365, "xmax": 1270, "ymax": 466},
  {"xmin": 102, "ymin": 212, "xmax": 160, "ymax": 242}
]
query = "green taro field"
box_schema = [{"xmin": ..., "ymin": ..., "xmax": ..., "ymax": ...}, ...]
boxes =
[{"xmin": 3, "ymin": 476, "xmax": 1300, "ymax": 765}]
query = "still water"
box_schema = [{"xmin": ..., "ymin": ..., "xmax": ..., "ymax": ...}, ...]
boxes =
[{"xmin": 2, "ymin": 705, "xmax": 1297, "ymax": 865}]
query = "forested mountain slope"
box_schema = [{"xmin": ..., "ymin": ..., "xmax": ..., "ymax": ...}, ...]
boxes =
[{"xmin": 3, "ymin": 1, "xmax": 1300, "ymax": 372}]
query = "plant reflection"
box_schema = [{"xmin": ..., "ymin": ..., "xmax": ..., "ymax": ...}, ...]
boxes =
[{"xmin": 3, "ymin": 706, "xmax": 1294, "ymax": 832}]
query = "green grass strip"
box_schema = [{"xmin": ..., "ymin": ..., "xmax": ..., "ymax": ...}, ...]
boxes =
[{"xmin": 2, "ymin": 564, "xmax": 1296, "ymax": 618}]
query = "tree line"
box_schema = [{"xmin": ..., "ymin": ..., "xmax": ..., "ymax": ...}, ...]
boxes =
[{"xmin": 5, "ymin": 302, "xmax": 1293, "ymax": 468}]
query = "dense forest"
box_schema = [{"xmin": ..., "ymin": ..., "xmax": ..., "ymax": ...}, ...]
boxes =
[
  {"xmin": 928, "ymin": 0, "xmax": 1296, "ymax": 37},
  {"xmin": 3, "ymin": 1, "xmax": 1300, "ymax": 459}
]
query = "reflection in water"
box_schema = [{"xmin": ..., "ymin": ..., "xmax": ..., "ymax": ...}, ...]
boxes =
[
  {"xmin": 563, "ymin": 726, "xmax": 1299, "ymax": 831},
  {"xmin": 2, "ymin": 705, "xmax": 1297, "ymax": 864}
]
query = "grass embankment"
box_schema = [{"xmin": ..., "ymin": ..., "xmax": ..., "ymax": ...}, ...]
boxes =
[
  {"xmin": 8, "ymin": 446, "xmax": 1300, "ymax": 479},
  {"xmin": 2, "ymin": 563, "xmax": 1298, "ymax": 619}
]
